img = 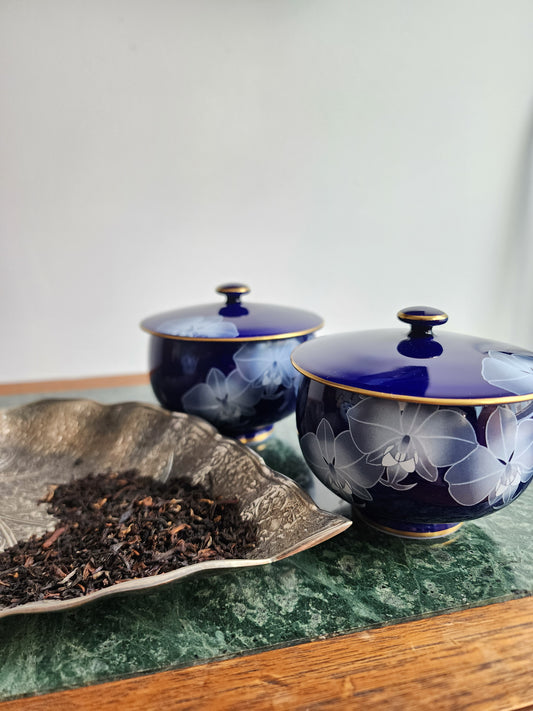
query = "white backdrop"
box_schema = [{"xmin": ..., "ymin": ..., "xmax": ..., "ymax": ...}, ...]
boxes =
[{"xmin": 1, "ymin": 0, "xmax": 533, "ymax": 383}]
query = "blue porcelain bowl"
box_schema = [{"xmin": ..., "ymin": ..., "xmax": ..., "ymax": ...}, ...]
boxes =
[
  {"xmin": 292, "ymin": 307, "xmax": 533, "ymax": 539},
  {"xmin": 142, "ymin": 284, "xmax": 323, "ymax": 443}
]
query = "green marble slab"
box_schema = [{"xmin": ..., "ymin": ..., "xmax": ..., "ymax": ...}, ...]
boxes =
[{"xmin": 0, "ymin": 386, "xmax": 532, "ymax": 701}]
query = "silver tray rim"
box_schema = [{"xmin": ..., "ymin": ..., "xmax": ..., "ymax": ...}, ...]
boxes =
[{"xmin": 0, "ymin": 399, "xmax": 351, "ymax": 618}]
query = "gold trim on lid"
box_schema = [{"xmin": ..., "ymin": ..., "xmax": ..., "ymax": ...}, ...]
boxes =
[
  {"xmin": 141, "ymin": 322, "xmax": 324, "ymax": 343},
  {"xmin": 216, "ymin": 284, "xmax": 251, "ymax": 295},
  {"xmin": 141, "ymin": 281, "xmax": 323, "ymax": 341},
  {"xmin": 290, "ymin": 358, "xmax": 533, "ymax": 406},
  {"xmin": 397, "ymin": 309, "xmax": 448, "ymax": 323}
]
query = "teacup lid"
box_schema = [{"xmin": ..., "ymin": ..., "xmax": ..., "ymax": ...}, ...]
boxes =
[
  {"xmin": 291, "ymin": 306, "xmax": 533, "ymax": 405},
  {"xmin": 141, "ymin": 283, "xmax": 324, "ymax": 342}
]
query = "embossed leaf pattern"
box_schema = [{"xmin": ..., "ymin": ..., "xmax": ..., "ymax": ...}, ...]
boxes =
[{"xmin": 0, "ymin": 400, "xmax": 350, "ymax": 617}]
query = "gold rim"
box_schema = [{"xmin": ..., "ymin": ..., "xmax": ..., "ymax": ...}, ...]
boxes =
[
  {"xmin": 216, "ymin": 284, "xmax": 251, "ymax": 295},
  {"xmin": 238, "ymin": 428, "xmax": 273, "ymax": 445},
  {"xmin": 141, "ymin": 322, "xmax": 324, "ymax": 342},
  {"xmin": 397, "ymin": 310, "xmax": 448, "ymax": 322},
  {"xmin": 291, "ymin": 358, "xmax": 533, "ymax": 406},
  {"xmin": 360, "ymin": 516, "xmax": 463, "ymax": 539}
]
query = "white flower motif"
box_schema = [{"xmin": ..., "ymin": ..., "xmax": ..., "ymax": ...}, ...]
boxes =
[
  {"xmin": 158, "ymin": 316, "xmax": 239, "ymax": 338},
  {"xmin": 300, "ymin": 419, "xmax": 382, "ymax": 501},
  {"xmin": 180, "ymin": 353, "xmax": 199, "ymax": 375},
  {"xmin": 445, "ymin": 407, "xmax": 533, "ymax": 507},
  {"xmin": 481, "ymin": 351, "xmax": 533, "ymax": 396},
  {"xmin": 347, "ymin": 399, "xmax": 478, "ymax": 489},
  {"xmin": 234, "ymin": 339, "xmax": 300, "ymax": 398},
  {"xmin": 182, "ymin": 368, "xmax": 260, "ymax": 426}
]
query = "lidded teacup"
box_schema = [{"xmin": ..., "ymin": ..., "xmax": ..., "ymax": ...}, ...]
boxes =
[
  {"xmin": 141, "ymin": 284, "xmax": 323, "ymax": 443},
  {"xmin": 291, "ymin": 306, "xmax": 533, "ymax": 538}
]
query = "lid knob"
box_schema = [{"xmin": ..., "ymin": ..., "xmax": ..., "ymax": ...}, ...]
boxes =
[
  {"xmin": 397, "ymin": 306, "xmax": 448, "ymax": 338},
  {"xmin": 216, "ymin": 283, "xmax": 251, "ymax": 306}
]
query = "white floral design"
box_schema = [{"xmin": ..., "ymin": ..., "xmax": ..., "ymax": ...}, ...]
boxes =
[
  {"xmin": 444, "ymin": 406, "xmax": 533, "ymax": 507},
  {"xmin": 234, "ymin": 339, "xmax": 301, "ymax": 398},
  {"xmin": 300, "ymin": 419, "xmax": 381, "ymax": 500},
  {"xmin": 180, "ymin": 353, "xmax": 199, "ymax": 375},
  {"xmin": 347, "ymin": 399, "xmax": 478, "ymax": 490},
  {"xmin": 158, "ymin": 315, "xmax": 239, "ymax": 338},
  {"xmin": 481, "ymin": 351, "xmax": 533, "ymax": 396},
  {"xmin": 180, "ymin": 337, "xmax": 304, "ymax": 429},
  {"xmin": 182, "ymin": 367, "xmax": 260, "ymax": 425}
]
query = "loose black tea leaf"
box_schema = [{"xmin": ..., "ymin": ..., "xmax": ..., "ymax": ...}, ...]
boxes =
[{"xmin": 0, "ymin": 469, "xmax": 257, "ymax": 609}]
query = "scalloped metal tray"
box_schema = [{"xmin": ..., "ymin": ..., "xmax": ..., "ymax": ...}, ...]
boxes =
[{"xmin": 0, "ymin": 399, "xmax": 350, "ymax": 618}]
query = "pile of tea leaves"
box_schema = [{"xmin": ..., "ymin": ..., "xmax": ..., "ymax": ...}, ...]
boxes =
[{"xmin": 0, "ymin": 469, "xmax": 257, "ymax": 609}]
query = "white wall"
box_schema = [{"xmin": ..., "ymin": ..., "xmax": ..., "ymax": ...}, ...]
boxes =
[{"xmin": 1, "ymin": 0, "xmax": 533, "ymax": 383}]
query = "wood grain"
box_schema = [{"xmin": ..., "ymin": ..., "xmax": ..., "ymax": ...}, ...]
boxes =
[
  {"xmin": 2, "ymin": 596, "xmax": 532, "ymax": 711},
  {"xmin": 1, "ymin": 377, "xmax": 531, "ymax": 708},
  {"xmin": 0, "ymin": 374, "xmax": 149, "ymax": 396}
]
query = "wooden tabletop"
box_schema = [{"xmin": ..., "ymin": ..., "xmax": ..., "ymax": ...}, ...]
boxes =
[
  {"xmin": 1, "ymin": 376, "xmax": 532, "ymax": 710},
  {"xmin": 0, "ymin": 597, "xmax": 531, "ymax": 711}
]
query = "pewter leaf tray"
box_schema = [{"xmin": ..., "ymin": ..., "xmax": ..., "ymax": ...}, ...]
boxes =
[{"xmin": 0, "ymin": 399, "xmax": 351, "ymax": 618}]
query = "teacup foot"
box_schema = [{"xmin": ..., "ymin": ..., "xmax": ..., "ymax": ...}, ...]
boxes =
[
  {"xmin": 237, "ymin": 425, "xmax": 274, "ymax": 446},
  {"xmin": 357, "ymin": 513, "xmax": 463, "ymax": 540}
]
